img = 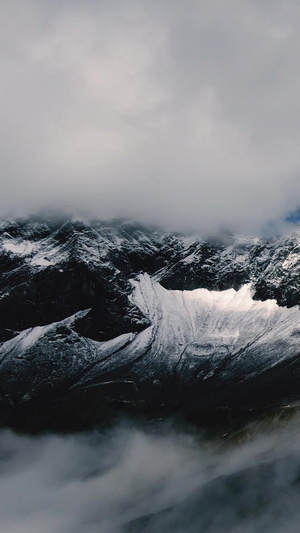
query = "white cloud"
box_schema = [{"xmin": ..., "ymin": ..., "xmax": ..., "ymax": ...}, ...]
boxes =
[
  {"xmin": 1, "ymin": 418, "xmax": 300, "ymax": 531},
  {"xmin": 1, "ymin": 0, "xmax": 300, "ymax": 234}
]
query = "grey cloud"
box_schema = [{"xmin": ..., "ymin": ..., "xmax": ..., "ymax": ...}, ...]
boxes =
[
  {"xmin": 1, "ymin": 0, "xmax": 300, "ymax": 234},
  {"xmin": 1, "ymin": 418, "xmax": 300, "ymax": 531}
]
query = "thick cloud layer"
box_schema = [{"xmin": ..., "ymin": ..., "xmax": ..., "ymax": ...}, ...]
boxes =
[
  {"xmin": 2, "ymin": 0, "xmax": 300, "ymax": 234},
  {"xmin": 1, "ymin": 418, "xmax": 300, "ymax": 532}
]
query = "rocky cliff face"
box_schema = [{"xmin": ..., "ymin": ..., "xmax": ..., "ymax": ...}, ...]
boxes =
[{"xmin": 1, "ymin": 215, "xmax": 300, "ymax": 430}]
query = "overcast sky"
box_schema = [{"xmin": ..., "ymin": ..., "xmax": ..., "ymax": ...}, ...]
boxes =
[{"xmin": 2, "ymin": 0, "xmax": 300, "ymax": 234}]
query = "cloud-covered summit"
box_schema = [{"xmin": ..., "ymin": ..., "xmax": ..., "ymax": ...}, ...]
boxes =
[{"xmin": 2, "ymin": 0, "xmax": 300, "ymax": 235}]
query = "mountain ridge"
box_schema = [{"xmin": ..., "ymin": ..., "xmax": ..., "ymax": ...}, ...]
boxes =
[{"xmin": 1, "ymin": 216, "xmax": 300, "ymax": 430}]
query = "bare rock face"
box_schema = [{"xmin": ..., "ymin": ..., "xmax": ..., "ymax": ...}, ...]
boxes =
[{"xmin": 1, "ymin": 215, "xmax": 300, "ymax": 430}]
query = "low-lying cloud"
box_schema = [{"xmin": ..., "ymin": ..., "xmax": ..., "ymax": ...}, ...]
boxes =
[
  {"xmin": 2, "ymin": 1, "xmax": 300, "ymax": 234},
  {"xmin": 1, "ymin": 417, "xmax": 300, "ymax": 532}
]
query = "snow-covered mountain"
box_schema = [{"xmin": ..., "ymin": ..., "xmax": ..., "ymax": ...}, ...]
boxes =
[{"xmin": 2, "ymin": 215, "xmax": 300, "ymax": 430}]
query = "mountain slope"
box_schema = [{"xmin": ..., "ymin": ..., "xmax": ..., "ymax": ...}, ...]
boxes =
[{"xmin": 1, "ymin": 216, "xmax": 300, "ymax": 429}]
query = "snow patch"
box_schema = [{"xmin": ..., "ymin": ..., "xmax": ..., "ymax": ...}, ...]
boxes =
[
  {"xmin": 3, "ymin": 240, "xmax": 37, "ymax": 256},
  {"xmin": 19, "ymin": 326, "xmax": 49, "ymax": 350},
  {"xmin": 282, "ymin": 254, "xmax": 300, "ymax": 269},
  {"xmin": 128, "ymin": 274, "xmax": 299, "ymax": 375},
  {"xmin": 31, "ymin": 256, "xmax": 55, "ymax": 267},
  {"xmin": 0, "ymin": 325, "xmax": 52, "ymax": 361},
  {"xmin": 185, "ymin": 284, "xmax": 277, "ymax": 312}
]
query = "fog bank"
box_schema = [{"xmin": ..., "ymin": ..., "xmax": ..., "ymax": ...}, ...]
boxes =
[{"xmin": 1, "ymin": 417, "xmax": 300, "ymax": 532}]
